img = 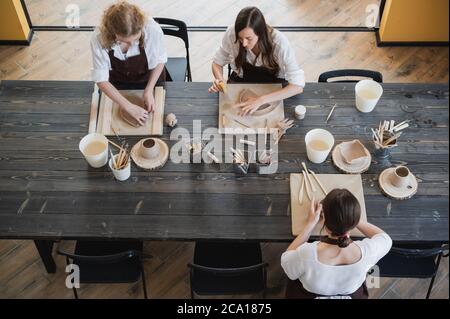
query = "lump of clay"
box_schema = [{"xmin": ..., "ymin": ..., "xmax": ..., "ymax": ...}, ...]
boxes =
[{"xmin": 165, "ymin": 113, "xmax": 178, "ymax": 127}]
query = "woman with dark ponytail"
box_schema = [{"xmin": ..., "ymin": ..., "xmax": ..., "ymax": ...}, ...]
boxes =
[
  {"xmin": 209, "ymin": 7, "xmax": 305, "ymax": 116},
  {"xmin": 281, "ymin": 189, "xmax": 392, "ymax": 298}
]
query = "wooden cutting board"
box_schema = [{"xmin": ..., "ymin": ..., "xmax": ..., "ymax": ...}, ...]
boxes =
[
  {"xmin": 218, "ymin": 83, "xmax": 284, "ymax": 134},
  {"xmin": 96, "ymin": 87, "xmax": 165, "ymax": 136},
  {"xmin": 290, "ymin": 173, "xmax": 367, "ymax": 237}
]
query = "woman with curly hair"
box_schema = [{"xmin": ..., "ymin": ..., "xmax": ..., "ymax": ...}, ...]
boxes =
[{"xmin": 91, "ymin": 1, "xmax": 168, "ymax": 126}]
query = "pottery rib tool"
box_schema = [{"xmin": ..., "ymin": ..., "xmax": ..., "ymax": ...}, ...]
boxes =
[
  {"xmin": 232, "ymin": 117, "xmax": 251, "ymax": 128},
  {"xmin": 240, "ymin": 139, "xmax": 256, "ymax": 146},
  {"xmin": 89, "ymin": 84, "xmax": 100, "ymax": 134},
  {"xmin": 219, "ymin": 82, "xmax": 227, "ymax": 93},
  {"xmin": 309, "ymin": 169, "xmax": 327, "ymax": 195},
  {"xmin": 108, "ymin": 139, "xmax": 126, "ymax": 152},
  {"xmin": 326, "ymin": 104, "xmax": 337, "ymax": 123},
  {"xmin": 301, "ymin": 162, "xmax": 316, "ymax": 192},
  {"xmin": 110, "ymin": 149, "xmax": 117, "ymax": 169},
  {"xmin": 393, "ymin": 123, "xmax": 409, "ymax": 132},
  {"xmin": 383, "ymin": 132, "xmax": 402, "ymax": 146},
  {"xmin": 302, "ymin": 170, "xmax": 312, "ymax": 201},
  {"xmin": 298, "ymin": 175, "xmax": 305, "ymax": 204}
]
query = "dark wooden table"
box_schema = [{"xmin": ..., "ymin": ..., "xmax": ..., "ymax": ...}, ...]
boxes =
[{"xmin": 0, "ymin": 80, "xmax": 448, "ymax": 273}]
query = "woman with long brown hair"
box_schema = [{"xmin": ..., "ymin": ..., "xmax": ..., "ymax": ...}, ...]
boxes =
[
  {"xmin": 281, "ymin": 189, "xmax": 392, "ymax": 298},
  {"xmin": 209, "ymin": 7, "xmax": 305, "ymax": 116},
  {"xmin": 91, "ymin": 1, "xmax": 168, "ymax": 126}
]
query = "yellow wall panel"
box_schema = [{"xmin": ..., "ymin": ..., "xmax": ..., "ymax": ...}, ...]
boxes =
[
  {"xmin": 0, "ymin": 0, "xmax": 30, "ymax": 41},
  {"xmin": 380, "ymin": 0, "xmax": 449, "ymax": 42}
]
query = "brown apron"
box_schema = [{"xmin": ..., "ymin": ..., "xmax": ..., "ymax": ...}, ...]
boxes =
[
  {"xmin": 108, "ymin": 46, "xmax": 170, "ymax": 89},
  {"xmin": 228, "ymin": 61, "xmax": 287, "ymax": 84},
  {"xmin": 285, "ymin": 237, "xmax": 369, "ymax": 299}
]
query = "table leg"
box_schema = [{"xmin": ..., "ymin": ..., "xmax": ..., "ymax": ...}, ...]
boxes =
[{"xmin": 34, "ymin": 240, "xmax": 56, "ymax": 273}]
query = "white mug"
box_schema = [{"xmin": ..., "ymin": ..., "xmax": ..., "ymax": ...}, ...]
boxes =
[
  {"xmin": 305, "ymin": 129, "xmax": 335, "ymax": 164},
  {"xmin": 79, "ymin": 133, "xmax": 108, "ymax": 168},
  {"xmin": 355, "ymin": 80, "xmax": 383, "ymax": 113}
]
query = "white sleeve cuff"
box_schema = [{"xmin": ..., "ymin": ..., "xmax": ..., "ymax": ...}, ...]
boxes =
[
  {"xmin": 91, "ymin": 69, "xmax": 110, "ymax": 83},
  {"xmin": 286, "ymin": 69, "xmax": 306, "ymax": 88}
]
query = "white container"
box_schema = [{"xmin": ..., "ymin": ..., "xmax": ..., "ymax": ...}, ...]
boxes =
[
  {"xmin": 79, "ymin": 133, "xmax": 108, "ymax": 168},
  {"xmin": 355, "ymin": 79, "xmax": 383, "ymax": 113},
  {"xmin": 305, "ymin": 129, "xmax": 335, "ymax": 164},
  {"xmin": 294, "ymin": 105, "xmax": 306, "ymax": 120},
  {"xmin": 109, "ymin": 154, "xmax": 131, "ymax": 181}
]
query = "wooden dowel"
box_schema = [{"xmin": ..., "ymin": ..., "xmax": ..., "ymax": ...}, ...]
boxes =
[
  {"xmin": 309, "ymin": 169, "xmax": 327, "ymax": 195},
  {"xmin": 301, "ymin": 162, "xmax": 316, "ymax": 192},
  {"xmin": 302, "ymin": 170, "xmax": 312, "ymax": 201},
  {"xmin": 298, "ymin": 175, "xmax": 305, "ymax": 204},
  {"xmin": 108, "ymin": 139, "xmax": 126, "ymax": 152},
  {"xmin": 326, "ymin": 104, "xmax": 337, "ymax": 123}
]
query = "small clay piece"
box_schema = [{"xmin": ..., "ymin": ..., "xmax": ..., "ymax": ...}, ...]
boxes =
[{"xmin": 165, "ymin": 113, "xmax": 178, "ymax": 127}]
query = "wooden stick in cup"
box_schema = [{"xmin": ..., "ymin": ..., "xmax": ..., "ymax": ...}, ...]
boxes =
[
  {"xmin": 108, "ymin": 139, "xmax": 126, "ymax": 152},
  {"xmin": 301, "ymin": 162, "xmax": 316, "ymax": 192}
]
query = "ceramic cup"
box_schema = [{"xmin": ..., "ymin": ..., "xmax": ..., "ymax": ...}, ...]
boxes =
[
  {"xmin": 140, "ymin": 138, "xmax": 160, "ymax": 159},
  {"xmin": 305, "ymin": 129, "xmax": 335, "ymax": 164},
  {"xmin": 391, "ymin": 166, "xmax": 411, "ymax": 189},
  {"xmin": 355, "ymin": 79, "xmax": 383, "ymax": 113},
  {"xmin": 294, "ymin": 105, "xmax": 306, "ymax": 120},
  {"xmin": 109, "ymin": 154, "xmax": 131, "ymax": 181},
  {"xmin": 79, "ymin": 133, "xmax": 108, "ymax": 168}
]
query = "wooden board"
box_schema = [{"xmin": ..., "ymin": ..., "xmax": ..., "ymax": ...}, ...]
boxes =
[
  {"xmin": 218, "ymin": 84, "xmax": 285, "ymax": 134},
  {"xmin": 290, "ymin": 173, "xmax": 367, "ymax": 237},
  {"xmin": 96, "ymin": 87, "xmax": 165, "ymax": 136}
]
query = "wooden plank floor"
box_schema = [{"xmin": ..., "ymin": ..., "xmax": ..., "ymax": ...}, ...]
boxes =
[{"xmin": 0, "ymin": 0, "xmax": 449, "ymax": 299}]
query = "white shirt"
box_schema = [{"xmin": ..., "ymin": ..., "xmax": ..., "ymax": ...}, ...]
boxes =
[
  {"xmin": 213, "ymin": 26, "xmax": 305, "ymax": 87},
  {"xmin": 90, "ymin": 18, "xmax": 168, "ymax": 83},
  {"xmin": 281, "ymin": 233, "xmax": 392, "ymax": 296}
]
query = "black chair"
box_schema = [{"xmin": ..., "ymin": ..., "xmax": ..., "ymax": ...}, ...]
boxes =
[
  {"xmin": 154, "ymin": 17, "xmax": 192, "ymax": 82},
  {"xmin": 57, "ymin": 240, "xmax": 150, "ymax": 299},
  {"xmin": 187, "ymin": 241, "xmax": 268, "ymax": 298},
  {"xmin": 318, "ymin": 69, "xmax": 383, "ymax": 83},
  {"xmin": 375, "ymin": 244, "xmax": 449, "ymax": 299}
]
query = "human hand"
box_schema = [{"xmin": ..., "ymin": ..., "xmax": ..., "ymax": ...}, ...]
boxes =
[
  {"xmin": 143, "ymin": 89, "xmax": 155, "ymax": 113},
  {"xmin": 307, "ymin": 197, "xmax": 323, "ymax": 226},
  {"xmin": 123, "ymin": 103, "xmax": 148, "ymax": 126},
  {"xmin": 234, "ymin": 96, "xmax": 266, "ymax": 116},
  {"xmin": 208, "ymin": 79, "xmax": 225, "ymax": 93}
]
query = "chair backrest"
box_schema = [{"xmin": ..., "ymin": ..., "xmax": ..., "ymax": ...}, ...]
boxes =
[
  {"xmin": 389, "ymin": 244, "xmax": 449, "ymax": 259},
  {"xmin": 154, "ymin": 17, "xmax": 191, "ymax": 81},
  {"xmin": 57, "ymin": 249, "xmax": 142, "ymax": 265},
  {"xmin": 188, "ymin": 262, "xmax": 268, "ymax": 276},
  {"xmin": 318, "ymin": 69, "xmax": 383, "ymax": 83}
]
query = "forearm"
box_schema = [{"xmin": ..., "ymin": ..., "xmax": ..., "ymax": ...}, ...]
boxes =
[
  {"xmin": 261, "ymin": 84, "xmax": 303, "ymax": 104},
  {"xmin": 356, "ymin": 221, "xmax": 385, "ymax": 238},
  {"xmin": 145, "ymin": 63, "xmax": 165, "ymax": 92},
  {"xmin": 212, "ymin": 62, "xmax": 224, "ymax": 81},
  {"xmin": 286, "ymin": 222, "xmax": 315, "ymax": 251},
  {"xmin": 97, "ymin": 81, "xmax": 130, "ymax": 109}
]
